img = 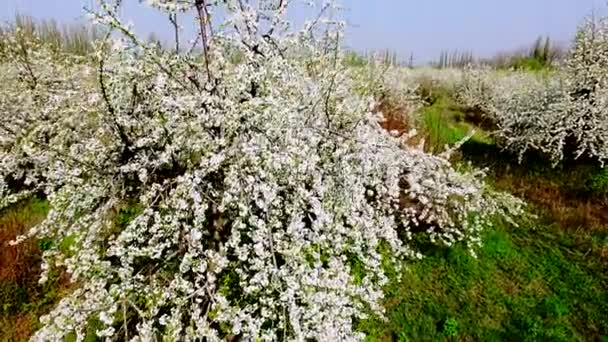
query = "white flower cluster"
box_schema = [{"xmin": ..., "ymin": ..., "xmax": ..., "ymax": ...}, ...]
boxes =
[
  {"xmin": 1, "ymin": 1, "xmax": 522, "ymax": 340},
  {"xmin": 0, "ymin": 29, "xmax": 101, "ymax": 210},
  {"xmin": 561, "ymin": 15, "xmax": 608, "ymax": 163},
  {"xmin": 349, "ymin": 64, "xmax": 422, "ymax": 128},
  {"xmin": 378, "ymin": 66, "xmax": 423, "ymax": 113},
  {"xmin": 409, "ymin": 67, "xmax": 465, "ymax": 93},
  {"xmin": 456, "ymin": 14, "xmax": 608, "ymax": 165}
]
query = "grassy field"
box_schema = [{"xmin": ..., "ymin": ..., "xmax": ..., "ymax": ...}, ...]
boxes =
[
  {"xmin": 360, "ymin": 92, "xmax": 608, "ymax": 341},
  {"xmin": 360, "ymin": 218, "xmax": 607, "ymax": 341},
  {"xmin": 1, "ymin": 92, "xmax": 606, "ymax": 341}
]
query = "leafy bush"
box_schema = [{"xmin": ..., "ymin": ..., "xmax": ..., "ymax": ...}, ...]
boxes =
[
  {"xmin": 589, "ymin": 168, "xmax": 608, "ymax": 195},
  {"xmin": 343, "ymin": 51, "xmax": 368, "ymax": 68},
  {"xmin": 511, "ymin": 56, "xmax": 547, "ymax": 71},
  {"xmin": 1, "ymin": 1, "xmax": 522, "ymax": 340},
  {"xmin": 442, "ymin": 317, "xmax": 459, "ymax": 338}
]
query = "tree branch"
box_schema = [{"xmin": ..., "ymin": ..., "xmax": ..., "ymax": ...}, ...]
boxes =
[
  {"xmin": 195, "ymin": 0, "xmax": 213, "ymax": 81},
  {"xmin": 168, "ymin": 12, "xmax": 180, "ymax": 54}
]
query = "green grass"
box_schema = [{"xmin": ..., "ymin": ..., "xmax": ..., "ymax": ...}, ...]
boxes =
[
  {"xmin": 359, "ymin": 90, "xmax": 608, "ymax": 341},
  {"xmin": 359, "ymin": 219, "xmax": 608, "ymax": 341},
  {"xmin": 589, "ymin": 168, "xmax": 608, "ymax": 197},
  {"xmin": 509, "ymin": 56, "xmax": 553, "ymax": 72},
  {"xmin": 418, "ymin": 91, "xmax": 493, "ymax": 153},
  {"xmin": 422, "ymin": 99, "xmax": 469, "ymax": 151},
  {"xmin": 419, "ymin": 90, "xmax": 607, "ymax": 200}
]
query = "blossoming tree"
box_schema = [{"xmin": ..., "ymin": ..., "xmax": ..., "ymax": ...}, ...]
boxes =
[
  {"xmin": 457, "ymin": 12, "xmax": 608, "ymax": 166},
  {"xmin": 1, "ymin": 1, "xmax": 522, "ymax": 340}
]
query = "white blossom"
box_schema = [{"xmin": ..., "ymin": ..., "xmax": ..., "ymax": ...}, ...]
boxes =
[
  {"xmin": 456, "ymin": 13, "xmax": 608, "ymax": 165},
  {"xmin": 0, "ymin": 1, "xmax": 522, "ymax": 341}
]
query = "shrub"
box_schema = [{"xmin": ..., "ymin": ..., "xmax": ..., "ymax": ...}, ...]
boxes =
[
  {"xmin": 442, "ymin": 317, "xmax": 459, "ymax": 338},
  {"xmin": 588, "ymin": 168, "xmax": 608, "ymax": 196},
  {"xmin": 1, "ymin": 1, "xmax": 522, "ymax": 340}
]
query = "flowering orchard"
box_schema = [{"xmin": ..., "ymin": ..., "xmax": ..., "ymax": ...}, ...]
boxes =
[
  {"xmin": 1, "ymin": 1, "xmax": 522, "ymax": 341},
  {"xmin": 456, "ymin": 13, "xmax": 608, "ymax": 165}
]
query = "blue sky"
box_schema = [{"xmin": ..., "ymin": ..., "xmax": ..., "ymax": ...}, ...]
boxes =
[{"xmin": 1, "ymin": 0, "xmax": 601, "ymax": 63}]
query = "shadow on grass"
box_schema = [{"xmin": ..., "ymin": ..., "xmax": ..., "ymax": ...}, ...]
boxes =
[{"xmin": 460, "ymin": 139, "xmax": 608, "ymax": 230}]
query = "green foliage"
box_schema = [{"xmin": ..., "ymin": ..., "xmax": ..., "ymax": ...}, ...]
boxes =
[
  {"xmin": 511, "ymin": 56, "xmax": 549, "ymax": 71},
  {"xmin": 346, "ymin": 253, "xmax": 366, "ymax": 285},
  {"xmin": 588, "ymin": 168, "xmax": 608, "ymax": 196},
  {"xmin": 423, "ymin": 103, "xmax": 469, "ymax": 151},
  {"xmin": 37, "ymin": 238, "xmax": 53, "ymax": 252},
  {"xmin": 419, "ymin": 93, "xmax": 492, "ymax": 153},
  {"xmin": 63, "ymin": 316, "xmax": 104, "ymax": 342},
  {"xmin": 218, "ymin": 265, "xmax": 241, "ymax": 302},
  {"xmin": 0, "ymin": 282, "xmax": 28, "ymax": 315},
  {"xmin": 484, "ymin": 35, "xmax": 561, "ymax": 70},
  {"xmin": 28, "ymin": 198, "xmax": 50, "ymax": 217},
  {"xmin": 24, "ymin": 269, "xmax": 64, "ymax": 313},
  {"xmin": 115, "ymin": 203, "xmax": 143, "ymax": 230},
  {"xmin": 343, "ymin": 51, "xmax": 368, "ymax": 68},
  {"xmin": 442, "ymin": 317, "xmax": 459, "ymax": 338}
]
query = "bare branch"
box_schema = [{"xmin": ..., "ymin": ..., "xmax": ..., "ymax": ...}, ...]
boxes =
[
  {"xmin": 168, "ymin": 12, "xmax": 180, "ymax": 54},
  {"xmin": 195, "ymin": 0, "xmax": 213, "ymax": 81}
]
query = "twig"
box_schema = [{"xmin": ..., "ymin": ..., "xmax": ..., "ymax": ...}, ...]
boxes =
[
  {"xmin": 323, "ymin": 31, "xmax": 340, "ymax": 130},
  {"xmin": 85, "ymin": 8, "xmax": 194, "ymax": 93},
  {"xmin": 264, "ymin": 0, "xmax": 287, "ymax": 37},
  {"xmin": 123, "ymin": 299, "xmax": 128, "ymax": 341},
  {"xmin": 17, "ymin": 39, "xmax": 38, "ymax": 89},
  {"xmin": 98, "ymin": 48, "xmax": 132, "ymax": 148}
]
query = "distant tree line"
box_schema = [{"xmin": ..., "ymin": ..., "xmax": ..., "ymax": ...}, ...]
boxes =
[
  {"xmin": 430, "ymin": 36, "xmax": 565, "ymax": 70},
  {"xmin": 343, "ymin": 49, "xmax": 415, "ymax": 68},
  {"xmin": 0, "ymin": 15, "xmax": 565, "ymax": 73},
  {"xmin": 0, "ymin": 14, "xmax": 103, "ymax": 57},
  {"xmin": 479, "ymin": 36, "xmax": 566, "ymax": 70},
  {"xmin": 433, "ymin": 50, "xmax": 475, "ymax": 69}
]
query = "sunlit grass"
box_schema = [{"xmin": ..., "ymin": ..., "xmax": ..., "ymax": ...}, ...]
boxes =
[{"xmin": 360, "ymin": 217, "xmax": 607, "ymax": 341}]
